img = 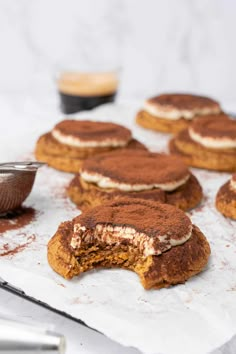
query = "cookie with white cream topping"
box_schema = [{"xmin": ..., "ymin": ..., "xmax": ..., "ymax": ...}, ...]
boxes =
[
  {"xmin": 47, "ymin": 198, "xmax": 210, "ymax": 289},
  {"xmin": 169, "ymin": 114, "xmax": 236, "ymax": 172},
  {"xmin": 67, "ymin": 149, "xmax": 203, "ymax": 211},
  {"xmin": 136, "ymin": 93, "xmax": 221, "ymax": 134},
  {"xmin": 35, "ymin": 120, "xmax": 146, "ymax": 173}
]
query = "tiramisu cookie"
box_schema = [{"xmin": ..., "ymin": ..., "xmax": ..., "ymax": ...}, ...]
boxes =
[
  {"xmin": 67, "ymin": 150, "xmax": 203, "ymax": 211},
  {"xmin": 216, "ymin": 174, "xmax": 236, "ymax": 219},
  {"xmin": 35, "ymin": 120, "xmax": 146, "ymax": 173},
  {"xmin": 169, "ymin": 114, "xmax": 236, "ymax": 171},
  {"xmin": 58, "ymin": 71, "xmax": 118, "ymax": 114},
  {"xmin": 48, "ymin": 198, "xmax": 210, "ymax": 289},
  {"xmin": 136, "ymin": 93, "xmax": 221, "ymax": 134}
]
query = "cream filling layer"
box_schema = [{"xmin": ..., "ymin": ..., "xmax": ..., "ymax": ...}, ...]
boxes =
[
  {"xmin": 230, "ymin": 178, "xmax": 236, "ymax": 191},
  {"xmin": 71, "ymin": 223, "xmax": 193, "ymax": 257},
  {"xmin": 189, "ymin": 128, "xmax": 236, "ymax": 149},
  {"xmin": 144, "ymin": 101, "xmax": 220, "ymax": 120},
  {"xmin": 80, "ymin": 170, "xmax": 190, "ymax": 192},
  {"xmin": 52, "ymin": 129, "xmax": 128, "ymax": 148}
]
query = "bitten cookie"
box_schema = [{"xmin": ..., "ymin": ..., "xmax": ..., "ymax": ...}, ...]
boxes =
[
  {"xmin": 67, "ymin": 149, "xmax": 203, "ymax": 211},
  {"xmin": 35, "ymin": 120, "xmax": 146, "ymax": 173},
  {"xmin": 216, "ymin": 174, "xmax": 236, "ymax": 219},
  {"xmin": 136, "ymin": 93, "xmax": 221, "ymax": 134},
  {"xmin": 48, "ymin": 198, "xmax": 210, "ymax": 290},
  {"xmin": 169, "ymin": 114, "xmax": 236, "ymax": 172}
]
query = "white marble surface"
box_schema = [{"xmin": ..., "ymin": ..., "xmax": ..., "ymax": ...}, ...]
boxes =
[{"xmin": 0, "ymin": 0, "xmax": 236, "ymax": 101}]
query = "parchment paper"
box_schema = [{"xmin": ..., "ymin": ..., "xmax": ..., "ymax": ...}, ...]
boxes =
[{"xmin": 0, "ymin": 102, "xmax": 236, "ymax": 354}]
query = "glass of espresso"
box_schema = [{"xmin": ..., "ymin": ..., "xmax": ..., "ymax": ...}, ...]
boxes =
[{"xmin": 57, "ymin": 71, "xmax": 119, "ymax": 114}]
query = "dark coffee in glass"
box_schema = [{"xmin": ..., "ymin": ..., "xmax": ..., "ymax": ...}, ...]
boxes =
[{"xmin": 58, "ymin": 72, "xmax": 118, "ymax": 114}]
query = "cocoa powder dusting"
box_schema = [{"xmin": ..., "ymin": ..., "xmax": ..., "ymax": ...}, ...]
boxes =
[
  {"xmin": 54, "ymin": 120, "xmax": 131, "ymax": 143},
  {"xmin": 191, "ymin": 114, "xmax": 236, "ymax": 139},
  {"xmin": 81, "ymin": 150, "xmax": 189, "ymax": 185},
  {"xmin": 74, "ymin": 198, "xmax": 192, "ymax": 244},
  {"xmin": 0, "ymin": 234, "xmax": 36, "ymax": 257},
  {"xmin": 147, "ymin": 93, "xmax": 220, "ymax": 110},
  {"xmin": 0, "ymin": 207, "xmax": 36, "ymax": 234},
  {"xmin": 51, "ymin": 184, "xmax": 67, "ymax": 200}
]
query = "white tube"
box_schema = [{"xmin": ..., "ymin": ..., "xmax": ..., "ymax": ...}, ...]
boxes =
[{"xmin": 0, "ymin": 318, "xmax": 65, "ymax": 353}]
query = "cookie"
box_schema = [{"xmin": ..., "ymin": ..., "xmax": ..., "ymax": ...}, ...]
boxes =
[
  {"xmin": 35, "ymin": 120, "xmax": 146, "ymax": 173},
  {"xmin": 170, "ymin": 114, "xmax": 236, "ymax": 172},
  {"xmin": 48, "ymin": 198, "xmax": 210, "ymax": 289},
  {"xmin": 136, "ymin": 93, "xmax": 221, "ymax": 134},
  {"xmin": 67, "ymin": 149, "xmax": 203, "ymax": 211},
  {"xmin": 216, "ymin": 174, "xmax": 236, "ymax": 219}
]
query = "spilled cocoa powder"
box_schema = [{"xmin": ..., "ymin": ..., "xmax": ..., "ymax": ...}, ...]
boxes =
[
  {"xmin": 0, "ymin": 234, "xmax": 36, "ymax": 257},
  {"xmin": 0, "ymin": 207, "xmax": 36, "ymax": 234},
  {"xmin": 51, "ymin": 184, "xmax": 67, "ymax": 200}
]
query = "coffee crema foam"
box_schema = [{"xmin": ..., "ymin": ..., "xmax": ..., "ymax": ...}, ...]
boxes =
[{"xmin": 58, "ymin": 72, "xmax": 118, "ymax": 96}]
